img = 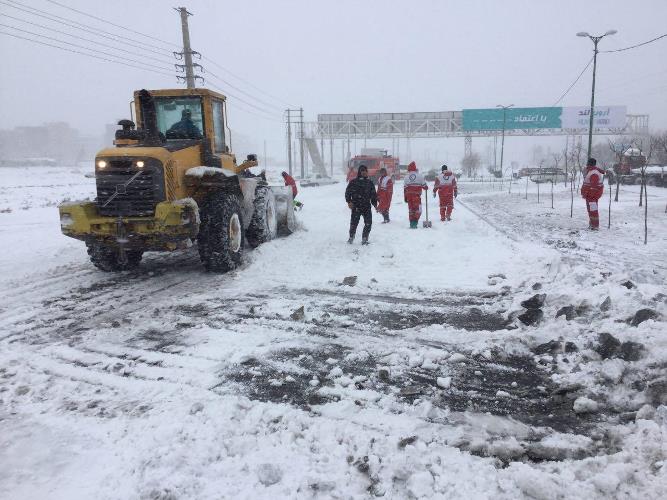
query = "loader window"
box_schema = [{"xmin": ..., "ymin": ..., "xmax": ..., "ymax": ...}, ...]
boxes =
[
  {"xmin": 211, "ymin": 99, "xmax": 226, "ymax": 153},
  {"xmin": 155, "ymin": 97, "xmax": 204, "ymax": 140}
]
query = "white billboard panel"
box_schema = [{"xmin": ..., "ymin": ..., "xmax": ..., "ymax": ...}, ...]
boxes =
[{"xmin": 561, "ymin": 106, "xmax": 626, "ymax": 129}]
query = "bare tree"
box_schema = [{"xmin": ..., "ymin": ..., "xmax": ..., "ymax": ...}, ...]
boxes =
[
  {"xmin": 608, "ymin": 137, "xmax": 635, "ymax": 203},
  {"xmin": 570, "ymin": 139, "xmax": 584, "ymax": 218},
  {"xmin": 550, "ymin": 153, "xmax": 562, "ymax": 210},
  {"xmin": 636, "ymin": 135, "xmax": 661, "ymax": 244},
  {"xmin": 461, "ymin": 152, "xmax": 481, "ymax": 178}
]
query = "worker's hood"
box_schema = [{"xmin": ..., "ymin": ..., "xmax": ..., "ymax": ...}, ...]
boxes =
[{"xmin": 408, "ymin": 161, "xmax": 417, "ymax": 172}]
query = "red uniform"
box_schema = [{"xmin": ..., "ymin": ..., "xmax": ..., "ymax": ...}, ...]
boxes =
[
  {"xmin": 433, "ymin": 170, "xmax": 458, "ymax": 221},
  {"xmin": 282, "ymin": 172, "xmax": 298, "ymax": 198},
  {"xmin": 403, "ymin": 162, "xmax": 427, "ymax": 226},
  {"xmin": 580, "ymin": 165, "xmax": 604, "ymax": 229},
  {"xmin": 376, "ymin": 174, "xmax": 393, "ymax": 222}
]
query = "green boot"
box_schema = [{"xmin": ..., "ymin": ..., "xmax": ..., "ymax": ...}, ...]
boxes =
[{"xmin": 410, "ymin": 220, "xmax": 418, "ymax": 229}]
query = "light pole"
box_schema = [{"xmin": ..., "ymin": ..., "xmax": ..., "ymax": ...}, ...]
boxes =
[
  {"xmin": 497, "ymin": 104, "xmax": 513, "ymax": 188},
  {"xmin": 577, "ymin": 29, "xmax": 617, "ymax": 159}
]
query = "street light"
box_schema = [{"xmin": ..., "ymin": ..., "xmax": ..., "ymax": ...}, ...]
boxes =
[
  {"xmin": 496, "ymin": 104, "xmax": 513, "ymax": 189},
  {"xmin": 577, "ymin": 29, "xmax": 617, "ymax": 159}
]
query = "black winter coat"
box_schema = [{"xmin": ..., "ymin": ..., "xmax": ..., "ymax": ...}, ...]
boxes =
[{"xmin": 345, "ymin": 176, "xmax": 377, "ymax": 209}]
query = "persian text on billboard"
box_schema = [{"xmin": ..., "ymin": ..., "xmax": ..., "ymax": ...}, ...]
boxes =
[
  {"xmin": 462, "ymin": 108, "xmax": 561, "ymax": 131},
  {"xmin": 560, "ymin": 106, "xmax": 626, "ymax": 129}
]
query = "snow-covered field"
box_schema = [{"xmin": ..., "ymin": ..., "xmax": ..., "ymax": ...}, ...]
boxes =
[{"xmin": 0, "ymin": 166, "xmax": 665, "ymax": 499}]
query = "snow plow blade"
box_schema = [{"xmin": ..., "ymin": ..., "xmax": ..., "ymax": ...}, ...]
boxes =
[{"xmin": 270, "ymin": 185, "xmax": 297, "ymax": 235}]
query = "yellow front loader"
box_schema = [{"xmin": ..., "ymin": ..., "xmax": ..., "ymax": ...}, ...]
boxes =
[{"xmin": 59, "ymin": 88, "xmax": 295, "ymax": 272}]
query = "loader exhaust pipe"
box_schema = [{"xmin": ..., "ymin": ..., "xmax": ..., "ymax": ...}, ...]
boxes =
[{"xmin": 138, "ymin": 89, "xmax": 162, "ymax": 146}]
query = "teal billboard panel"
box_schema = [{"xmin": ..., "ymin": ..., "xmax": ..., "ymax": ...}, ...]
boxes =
[{"xmin": 463, "ymin": 107, "xmax": 563, "ymax": 131}]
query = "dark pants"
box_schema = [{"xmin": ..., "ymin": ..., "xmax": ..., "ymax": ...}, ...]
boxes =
[
  {"xmin": 380, "ymin": 210, "xmax": 390, "ymax": 222},
  {"xmin": 350, "ymin": 207, "xmax": 372, "ymax": 239}
]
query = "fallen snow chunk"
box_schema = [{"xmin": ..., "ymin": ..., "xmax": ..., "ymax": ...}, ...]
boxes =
[
  {"xmin": 421, "ymin": 359, "xmax": 438, "ymax": 370},
  {"xmin": 257, "ymin": 463, "xmax": 283, "ymax": 486},
  {"xmin": 309, "ymin": 378, "xmax": 320, "ymax": 387},
  {"xmin": 573, "ymin": 396, "xmax": 599, "ymax": 414},
  {"xmin": 290, "ymin": 306, "xmax": 305, "ymax": 321},
  {"xmin": 342, "ymin": 275, "xmax": 358, "ymax": 286},
  {"xmin": 511, "ymin": 381, "xmax": 518, "ymax": 388},
  {"xmin": 635, "ymin": 404, "xmax": 655, "ymax": 421},
  {"xmin": 284, "ymin": 375, "xmax": 296, "ymax": 383},
  {"xmin": 189, "ymin": 402, "xmax": 204, "ymax": 415},
  {"xmin": 337, "ymin": 376, "xmax": 353, "ymax": 387},
  {"xmin": 521, "ymin": 293, "xmax": 546, "ymax": 309},
  {"xmin": 406, "ymin": 471, "xmax": 434, "ymax": 498},
  {"xmin": 436, "ymin": 377, "xmax": 452, "ymax": 389},
  {"xmin": 378, "ymin": 367, "xmax": 390, "ymax": 380},
  {"xmin": 474, "ymin": 370, "xmax": 482, "ymax": 376},
  {"xmin": 496, "ymin": 390, "xmax": 511, "ymax": 398},
  {"xmin": 325, "ymin": 358, "xmax": 338, "ymax": 365},
  {"xmin": 328, "ymin": 366, "xmax": 343, "ymax": 378},
  {"xmin": 448, "ymin": 353, "xmax": 466, "ymax": 363},
  {"xmin": 269, "ymin": 378, "xmax": 283, "ymax": 387},
  {"xmin": 408, "ymin": 355, "xmax": 424, "ymax": 367}
]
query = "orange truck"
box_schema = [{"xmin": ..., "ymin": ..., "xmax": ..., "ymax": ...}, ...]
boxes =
[{"xmin": 346, "ymin": 148, "xmax": 400, "ymax": 182}]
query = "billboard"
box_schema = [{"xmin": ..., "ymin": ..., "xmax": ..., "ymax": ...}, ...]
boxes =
[
  {"xmin": 560, "ymin": 106, "xmax": 626, "ymax": 129},
  {"xmin": 462, "ymin": 106, "xmax": 626, "ymax": 131}
]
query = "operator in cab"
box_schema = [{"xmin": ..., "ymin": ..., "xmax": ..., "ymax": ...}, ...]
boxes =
[{"xmin": 166, "ymin": 109, "xmax": 202, "ymax": 139}]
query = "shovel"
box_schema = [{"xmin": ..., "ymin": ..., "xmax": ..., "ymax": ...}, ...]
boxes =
[{"xmin": 423, "ymin": 189, "xmax": 432, "ymax": 228}]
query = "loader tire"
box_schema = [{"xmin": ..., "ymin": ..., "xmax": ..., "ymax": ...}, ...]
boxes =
[
  {"xmin": 246, "ymin": 187, "xmax": 278, "ymax": 248},
  {"xmin": 197, "ymin": 191, "xmax": 244, "ymax": 272},
  {"xmin": 87, "ymin": 244, "xmax": 143, "ymax": 272}
]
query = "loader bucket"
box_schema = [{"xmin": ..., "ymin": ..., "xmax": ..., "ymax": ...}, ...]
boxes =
[{"xmin": 270, "ymin": 186, "xmax": 297, "ymax": 235}]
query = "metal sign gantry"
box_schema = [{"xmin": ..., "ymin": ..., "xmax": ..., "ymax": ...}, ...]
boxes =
[{"xmin": 307, "ymin": 111, "xmax": 649, "ymax": 139}]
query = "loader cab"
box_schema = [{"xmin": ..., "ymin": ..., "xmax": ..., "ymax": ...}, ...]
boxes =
[{"xmin": 133, "ymin": 88, "xmax": 231, "ymax": 159}]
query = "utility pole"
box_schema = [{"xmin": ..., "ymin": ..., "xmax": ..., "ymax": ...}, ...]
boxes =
[
  {"xmin": 577, "ymin": 29, "xmax": 617, "ymax": 159},
  {"xmin": 286, "ymin": 109, "xmax": 292, "ymax": 176},
  {"xmin": 299, "ymin": 107, "xmax": 305, "ymax": 178},
  {"xmin": 497, "ymin": 104, "xmax": 514, "ymax": 180},
  {"xmin": 174, "ymin": 7, "xmax": 202, "ymax": 88}
]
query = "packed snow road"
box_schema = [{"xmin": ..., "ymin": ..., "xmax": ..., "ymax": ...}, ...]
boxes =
[{"xmin": 0, "ymin": 167, "xmax": 665, "ymax": 499}]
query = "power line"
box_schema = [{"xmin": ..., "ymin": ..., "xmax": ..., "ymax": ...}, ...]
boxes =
[
  {"xmin": 0, "ymin": 0, "xmax": 173, "ymax": 58},
  {"xmin": 202, "ymin": 56, "xmax": 297, "ymax": 108},
  {"xmin": 226, "ymin": 102, "xmax": 284, "ymax": 123},
  {"xmin": 0, "ymin": 13, "xmax": 176, "ymax": 67},
  {"xmin": 4, "ymin": 0, "xmax": 295, "ymax": 121},
  {"xmin": 6, "ymin": 0, "xmax": 297, "ymax": 113},
  {"xmin": 206, "ymin": 80, "xmax": 283, "ymax": 121},
  {"xmin": 0, "ymin": 23, "xmax": 175, "ymax": 73},
  {"xmin": 602, "ymin": 33, "xmax": 667, "ymax": 53},
  {"xmin": 43, "ymin": 0, "xmax": 179, "ymax": 49},
  {"xmin": 552, "ymin": 57, "xmax": 593, "ymax": 106},
  {"xmin": 0, "ymin": 30, "xmax": 174, "ymax": 77},
  {"xmin": 205, "ymin": 69, "xmax": 285, "ymax": 112},
  {"xmin": 1, "ymin": 29, "xmax": 280, "ymax": 123}
]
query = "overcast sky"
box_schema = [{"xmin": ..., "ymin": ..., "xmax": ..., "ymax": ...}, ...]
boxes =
[{"xmin": 1, "ymin": 0, "xmax": 665, "ymax": 166}]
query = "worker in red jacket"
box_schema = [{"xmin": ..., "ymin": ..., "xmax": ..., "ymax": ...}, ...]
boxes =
[
  {"xmin": 433, "ymin": 165, "xmax": 458, "ymax": 221},
  {"xmin": 376, "ymin": 167, "xmax": 394, "ymax": 223},
  {"xmin": 580, "ymin": 157, "xmax": 604, "ymax": 230},
  {"xmin": 282, "ymin": 171, "xmax": 302, "ymax": 209},
  {"xmin": 403, "ymin": 161, "xmax": 428, "ymax": 228}
]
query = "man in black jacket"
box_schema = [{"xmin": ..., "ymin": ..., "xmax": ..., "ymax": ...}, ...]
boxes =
[{"xmin": 345, "ymin": 165, "xmax": 377, "ymax": 245}]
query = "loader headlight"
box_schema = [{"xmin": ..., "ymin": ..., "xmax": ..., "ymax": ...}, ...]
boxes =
[
  {"xmin": 136, "ymin": 160, "xmax": 145, "ymax": 168},
  {"xmin": 97, "ymin": 160, "xmax": 107, "ymax": 169},
  {"xmin": 60, "ymin": 213, "xmax": 74, "ymax": 228}
]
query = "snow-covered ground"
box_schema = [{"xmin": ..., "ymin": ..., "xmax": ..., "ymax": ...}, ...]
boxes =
[{"xmin": 0, "ymin": 167, "xmax": 665, "ymax": 499}]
